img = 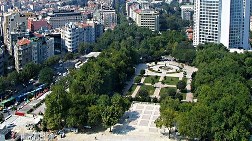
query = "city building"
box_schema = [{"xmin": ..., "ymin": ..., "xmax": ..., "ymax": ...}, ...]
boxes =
[
  {"xmin": 250, "ymin": 16, "xmax": 252, "ymax": 31},
  {"xmin": 45, "ymin": 10, "xmax": 85, "ymax": 29},
  {"xmin": 14, "ymin": 34, "xmax": 55, "ymax": 72},
  {"xmin": 193, "ymin": 0, "xmax": 251, "ymax": 50},
  {"xmin": 135, "ymin": 9, "xmax": 159, "ymax": 31},
  {"xmin": 31, "ymin": 33, "xmax": 54, "ymax": 64},
  {"xmin": 99, "ymin": 7, "xmax": 117, "ymax": 30},
  {"xmin": 14, "ymin": 38, "xmax": 32, "ymax": 72},
  {"xmin": 27, "ymin": 17, "xmax": 52, "ymax": 32},
  {"xmin": 0, "ymin": 48, "xmax": 4, "ymax": 76},
  {"xmin": 61, "ymin": 21, "xmax": 104, "ymax": 52},
  {"xmin": 126, "ymin": 0, "xmax": 159, "ymax": 31},
  {"xmin": 178, "ymin": 0, "xmax": 193, "ymax": 4},
  {"xmin": 3, "ymin": 11, "xmax": 35, "ymax": 55},
  {"xmin": 180, "ymin": 4, "xmax": 193, "ymax": 21}
]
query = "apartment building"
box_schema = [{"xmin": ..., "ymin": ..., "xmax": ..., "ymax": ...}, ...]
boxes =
[
  {"xmin": 193, "ymin": 0, "xmax": 251, "ymax": 50},
  {"xmin": 14, "ymin": 38, "xmax": 32, "ymax": 72},
  {"xmin": 135, "ymin": 9, "xmax": 159, "ymax": 31},
  {"xmin": 2, "ymin": 11, "xmax": 35, "ymax": 55},
  {"xmin": 27, "ymin": 17, "xmax": 52, "ymax": 32},
  {"xmin": 180, "ymin": 4, "xmax": 193, "ymax": 21},
  {"xmin": 0, "ymin": 48, "xmax": 4, "ymax": 76},
  {"xmin": 61, "ymin": 21, "xmax": 103, "ymax": 52},
  {"xmin": 14, "ymin": 35, "xmax": 54, "ymax": 72},
  {"xmin": 30, "ymin": 33, "xmax": 54, "ymax": 64},
  {"xmin": 100, "ymin": 7, "xmax": 117, "ymax": 30},
  {"xmin": 126, "ymin": 0, "xmax": 159, "ymax": 31},
  {"xmin": 45, "ymin": 10, "xmax": 85, "ymax": 29}
]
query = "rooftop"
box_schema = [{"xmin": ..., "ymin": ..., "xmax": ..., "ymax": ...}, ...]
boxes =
[{"xmin": 17, "ymin": 38, "xmax": 31, "ymax": 46}]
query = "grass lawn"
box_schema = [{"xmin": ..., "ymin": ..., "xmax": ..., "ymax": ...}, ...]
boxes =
[
  {"xmin": 134, "ymin": 76, "xmax": 142, "ymax": 83},
  {"xmin": 180, "ymin": 92, "xmax": 186, "ymax": 100},
  {"xmin": 126, "ymin": 84, "xmax": 137, "ymax": 96},
  {"xmin": 162, "ymin": 77, "xmax": 179, "ymax": 85},
  {"xmin": 144, "ymin": 75, "xmax": 160, "ymax": 84},
  {"xmin": 182, "ymin": 77, "xmax": 188, "ymax": 82},
  {"xmin": 137, "ymin": 85, "xmax": 155, "ymax": 96},
  {"xmin": 159, "ymin": 87, "xmax": 177, "ymax": 96}
]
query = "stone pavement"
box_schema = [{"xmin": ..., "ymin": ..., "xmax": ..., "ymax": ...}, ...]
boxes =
[{"xmin": 60, "ymin": 102, "xmax": 175, "ymax": 141}]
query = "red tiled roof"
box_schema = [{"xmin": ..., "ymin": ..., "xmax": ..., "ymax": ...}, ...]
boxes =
[
  {"xmin": 17, "ymin": 38, "xmax": 30, "ymax": 46},
  {"xmin": 33, "ymin": 32, "xmax": 43, "ymax": 38},
  {"xmin": 134, "ymin": 9, "xmax": 141, "ymax": 13}
]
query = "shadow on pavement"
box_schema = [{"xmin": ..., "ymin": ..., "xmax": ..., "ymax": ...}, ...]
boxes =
[{"xmin": 112, "ymin": 110, "xmax": 140, "ymax": 135}]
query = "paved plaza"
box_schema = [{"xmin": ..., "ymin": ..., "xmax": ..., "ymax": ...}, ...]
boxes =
[
  {"xmin": 60, "ymin": 102, "xmax": 174, "ymax": 141},
  {"xmin": 126, "ymin": 102, "xmax": 160, "ymax": 133}
]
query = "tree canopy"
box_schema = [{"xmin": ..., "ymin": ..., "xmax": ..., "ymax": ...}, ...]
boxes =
[{"xmin": 158, "ymin": 43, "xmax": 252, "ymax": 140}]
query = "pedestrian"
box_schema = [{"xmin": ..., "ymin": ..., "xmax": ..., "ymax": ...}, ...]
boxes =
[{"xmin": 95, "ymin": 136, "xmax": 97, "ymax": 140}]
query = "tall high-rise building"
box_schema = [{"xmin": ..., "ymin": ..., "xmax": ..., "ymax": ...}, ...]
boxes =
[{"xmin": 193, "ymin": 0, "xmax": 251, "ymax": 50}]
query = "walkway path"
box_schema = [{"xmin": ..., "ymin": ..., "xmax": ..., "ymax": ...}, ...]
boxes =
[
  {"xmin": 128, "ymin": 61, "xmax": 197, "ymax": 100},
  {"xmin": 123, "ymin": 64, "xmax": 147, "ymax": 95},
  {"xmin": 131, "ymin": 77, "xmax": 146, "ymax": 98}
]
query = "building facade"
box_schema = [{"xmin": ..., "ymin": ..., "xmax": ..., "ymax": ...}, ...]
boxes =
[
  {"xmin": 135, "ymin": 9, "xmax": 159, "ymax": 31},
  {"xmin": 3, "ymin": 11, "xmax": 35, "ymax": 55},
  {"xmin": 27, "ymin": 17, "xmax": 52, "ymax": 32},
  {"xmin": 61, "ymin": 21, "xmax": 103, "ymax": 52},
  {"xmin": 193, "ymin": 0, "xmax": 251, "ymax": 50},
  {"xmin": 126, "ymin": 0, "xmax": 159, "ymax": 31},
  {"xmin": 45, "ymin": 10, "xmax": 85, "ymax": 29},
  {"xmin": 180, "ymin": 4, "xmax": 193, "ymax": 21},
  {"xmin": 0, "ymin": 48, "xmax": 4, "ymax": 76},
  {"xmin": 14, "ymin": 35, "xmax": 54, "ymax": 72},
  {"xmin": 100, "ymin": 7, "xmax": 117, "ymax": 30},
  {"xmin": 14, "ymin": 38, "xmax": 32, "ymax": 72}
]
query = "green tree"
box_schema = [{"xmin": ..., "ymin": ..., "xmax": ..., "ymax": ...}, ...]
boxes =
[
  {"xmin": 44, "ymin": 85, "xmax": 70, "ymax": 129},
  {"xmin": 43, "ymin": 55, "xmax": 60, "ymax": 67},
  {"xmin": 156, "ymin": 108, "xmax": 177, "ymax": 138},
  {"xmin": 101, "ymin": 105, "xmax": 121, "ymax": 132},
  {"xmin": 177, "ymin": 104, "xmax": 213, "ymax": 140},
  {"xmin": 140, "ymin": 69, "xmax": 145, "ymax": 76},
  {"xmin": 88, "ymin": 105, "xmax": 102, "ymax": 126},
  {"xmin": 23, "ymin": 62, "xmax": 40, "ymax": 78},
  {"xmin": 7, "ymin": 71, "xmax": 19, "ymax": 86},
  {"xmin": 176, "ymin": 80, "xmax": 186, "ymax": 90},
  {"xmin": 160, "ymin": 88, "xmax": 176, "ymax": 100},
  {"xmin": 0, "ymin": 113, "xmax": 3, "ymax": 123},
  {"xmin": 134, "ymin": 76, "xmax": 142, "ymax": 84},
  {"xmin": 78, "ymin": 43, "xmax": 94, "ymax": 54},
  {"xmin": 39, "ymin": 67, "xmax": 54, "ymax": 84}
]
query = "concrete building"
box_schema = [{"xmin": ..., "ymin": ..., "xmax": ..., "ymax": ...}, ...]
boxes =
[
  {"xmin": 61, "ymin": 21, "xmax": 103, "ymax": 52},
  {"xmin": 27, "ymin": 18, "xmax": 52, "ymax": 32},
  {"xmin": 126, "ymin": 0, "xmax": 159, "ymax": 31},
  {"xmin": 14, "ymin": 38, "xmax": 32, "ymax": 72},
  {"xmin": 179, "ymin": 0, "xmax": 194, "ymax": 4},
  {"xmin": 30, "ymin": 33, "xmax": 54, "ymax": 64},
  {"xmin": 250, "ymin": 16, "xmax": 252, "ymax": 31},
  {"xmin": 180, "ymin": 4, "xmax": 193, "ymax": 21},
  {"xmin": 14, "ymin": 35, "xmax": 55, "ymax": 72},
  {"xmin": 193, "ymin": 0, "xmax": 251, "ymax": 50},
  {"xmin": 100, "ymin": 7, "xmax": 117, "ymax": 30},
  {"xmin": 135, "ymin": 9, "xmax": 159, "ymax": 31},
  {"xmin": 45, "ymin": 10, "xmax": 85, "ymax": 29},
  {"xmin": 0, "ymin": 48, "xmax": 4, "ymax": 76},
  {"xmin": 2, "ymin": 11, "xmax": 35, "ymax": 55}
]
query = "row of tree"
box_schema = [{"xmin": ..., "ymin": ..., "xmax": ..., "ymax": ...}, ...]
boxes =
[
  {"xmin": 44, "ymin": 85, "xmax": 130, "ymax": 131},
  {"xmin": 157, "ymin": 43, "xmax": 252, "ymax": 140},
  {"xmin": 78, "ymin": 22, "xmax": 195, "ymax": 64},
  {"xmin": 0, "ymin": 55, "xmax": 59, "ymax": 96}
]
